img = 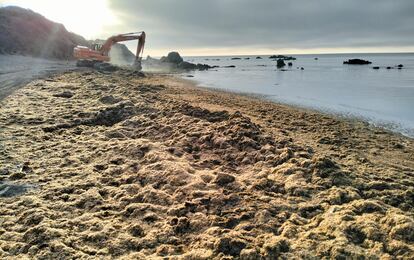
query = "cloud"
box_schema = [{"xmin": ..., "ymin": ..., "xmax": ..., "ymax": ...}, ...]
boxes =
[{"xmin": 107, "ymin": 0, "xmax": 414, "ymax": 54}]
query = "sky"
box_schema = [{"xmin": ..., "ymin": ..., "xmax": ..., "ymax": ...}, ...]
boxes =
[{"xmin": 1, "ymin": 0, "xmax": 414, "ymax": 56}]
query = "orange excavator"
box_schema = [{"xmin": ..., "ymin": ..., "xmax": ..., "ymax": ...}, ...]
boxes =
[{"xmin": 73, "ymin": 31, "xmax": 146, "ymax": 70}]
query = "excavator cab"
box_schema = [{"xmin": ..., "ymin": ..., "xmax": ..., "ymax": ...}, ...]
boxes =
[{"xmin": 91, "ymin": 43, "xmax": 103, "ymax": 51}]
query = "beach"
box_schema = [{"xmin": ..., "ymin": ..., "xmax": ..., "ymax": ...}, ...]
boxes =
[{"xmin": 0, "ymin": 70, "xmax": 413, "ymax": 258}]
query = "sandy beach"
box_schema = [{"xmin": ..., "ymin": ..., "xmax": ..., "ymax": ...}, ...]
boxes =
[{"xmin": 0, "ymin": 70, "xmax": 413, "ymax": 259}]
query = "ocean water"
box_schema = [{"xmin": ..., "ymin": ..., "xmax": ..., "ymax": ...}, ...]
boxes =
[{"xmin": 184, "ymin": 53, "xmax": 414, "ymax": 137}]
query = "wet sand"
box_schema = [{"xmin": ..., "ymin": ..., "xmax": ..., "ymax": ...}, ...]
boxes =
[
  {"xmin": 0, "ymin": 70, "xmax": 413, "ymax": 259},
  {"xmin": 0, "ymin": 55, "xmax": 76, "ymax": 100}
]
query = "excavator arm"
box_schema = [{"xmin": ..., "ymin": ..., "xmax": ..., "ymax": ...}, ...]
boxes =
[{"xmin": 100, "ymin": 31, "xmax": 146, "ymax": 64}]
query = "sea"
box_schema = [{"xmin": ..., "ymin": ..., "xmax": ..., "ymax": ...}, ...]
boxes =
[{"xmin": 183, "ymin": 53, "xmax": 414, "ymax": 138}]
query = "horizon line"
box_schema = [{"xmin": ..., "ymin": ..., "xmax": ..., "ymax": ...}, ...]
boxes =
[{"xmin": 179, "ymin": 51, "xmax": 414, "ymax": 57}]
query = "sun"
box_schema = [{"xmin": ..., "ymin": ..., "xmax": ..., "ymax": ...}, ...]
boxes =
[{"xmin": 0, "ymin": 0, "xmax": 119, "ymax": 39}]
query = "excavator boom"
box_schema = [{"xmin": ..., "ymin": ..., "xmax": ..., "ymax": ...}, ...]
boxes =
[{"xmin": 73, "ymin": 31, "xmax": 146, "ymax": 68}]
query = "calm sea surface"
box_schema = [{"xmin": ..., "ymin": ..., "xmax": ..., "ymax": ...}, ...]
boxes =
[{"xmin": 184, "ymin": 53, "xmax": 414, "ymax": 137}]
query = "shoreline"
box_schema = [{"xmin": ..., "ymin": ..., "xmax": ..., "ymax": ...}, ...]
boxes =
[
  {"xmin": 179, "ymin": 75, "xmax": 413, "ymax": 141},
  {"xmin": 180, "ymin": 76, "xmax": 414, "ymax": 140},
  {"xmin": 0, "ymin": 70, "xmax": 413, "ymax": 258}
]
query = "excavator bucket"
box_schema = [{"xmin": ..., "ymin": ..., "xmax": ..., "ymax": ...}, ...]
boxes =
[{"xmin": 133, "ymin": 59, "xmax": 142, "ymax": 71}]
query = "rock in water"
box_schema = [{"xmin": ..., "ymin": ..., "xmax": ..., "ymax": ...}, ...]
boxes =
[
  {"xmin": 269, "ymin": 55, "xmax": 296, "ymax": 60},
  {"xmin": 160, "ymin": 52, "xmax": 184, "ymax": 64},
  {"xmin": 277, "ymin": 59, "xmax": 286, "ymax": 68},
  {"xmin": 343, "ymin": 59, "xmax": 372, "ymax": 65},
  {"xmin": 177, "ymin": 61, "xmax": 214, "ymax": 71}
]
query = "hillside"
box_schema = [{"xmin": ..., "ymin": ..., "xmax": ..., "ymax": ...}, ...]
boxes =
[{"xmin": 0, "ymin": 6, "xmax": 88, "ymax": 59}]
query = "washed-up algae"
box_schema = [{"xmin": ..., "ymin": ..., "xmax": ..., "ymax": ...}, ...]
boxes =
[{"xmin": 0, "ymin": 70, "xmax": 413, "ymax": 259}]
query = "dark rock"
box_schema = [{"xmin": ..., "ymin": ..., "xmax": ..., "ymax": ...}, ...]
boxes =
[
  {"xmin": 288, "ymin": 62, "xmax": 293, "ymax": 66},
  {"xmin": 244, "ymin": 57, "xmax": 250, "ymax": 60},
  {"xmin": 301, "ymin": 67, "xmax": 304, "ymax": 70},
  {"xmin": 269, "ymin": 55, "xmax": 296, "ymax": 60},
  {"xmin": 21, "ymin": 162, "xmax": 32, "ymax": 173},
  {"xmin": 179, "ymin": 104, "xmax": 229, "ymax": 122},
  {"xmin": 99, "ymin": 95, "xmax": 122, "ymax": 105},
  {"xmin": 397, "ymin": 64, "xmax": 404, "ymax": 68},
  {"xmin": 143, "ymin": 212, "xmax": 158, "ymax": 222},
  {"xmin": 314, "ymin": 57, "xmax": 319, "ymax": 60},
  {"xmin": 262, "ymin": 238, "xmax": 290, "ymax": 258},
  {"xmin": 231, "ymin": 57, "xmax": 242, "ymax": 60},
  {"xmin": 214, "ymin": 237, "xmax": 246, "ymax": 256},
  {"xmin": 214, "ymin": 173, "xmax": 235, "ymax": 186},
  {"xmin": 129, "ymin": 224, "xmax": 145, "ymax": 237},
  {"xmin": 177, "ymin": 61, "xmax": 213, "ymax": 71},
  {"xmin": 127, "ymin": 71, "xmax": 146, "ymax": 77},
  {"xmin": 386, "ymin": 66, "xmax": 392, "ymax": 69},
  {"xmin": 393, "ymin": 143, "xmax": 404, "ymax": 149},
  {"xmin": 345, "ymin": 226, "xmax": 366, "ymax": 244},
  {"xmin": 92, "ymin": 103, "xmax": 135, "ymax": 125},
  {"xmin": 276, "ymin": 59, "xmax": 286, "ymax": 68},
  {"xmin": 0, "ymin": 182, "xmax": 34, "ymax": 197},
  {"xmin": 223, "ymin": 65, "xmax": 236, "ymax": 68},
  {"xmin": 172, "ymin": 217, "xmax": 190, "ymax": 233},
  {"xmin": 256, "ymin": 56, "xmax": 262, "ymax": 59},
  {"xmin": 0, "ymin": 168, "xmax": 10, "ymax": 175},
  {"xmin": 53, "ymin": 91, "xmax": 74, "ymax": 98},
  {"xmin": 177, "ymin": 61, "xmax": 197, "ymax": 70},
  {"xmin": 148, "ymin": 52, "xmax": 216, "ymax": 71},
  {"xmin": 76, "ymin": 59, "xmax": 100, "ymax": 67},
  {"xmin": 196, "ymin": 63, "xmax": 215, "ymax": 70},
  {"xmin": 10, "ymin": 172, "xmax": 25, "ymax": 180},
  {"xmin": 93, "ymin": 62, "xmax": 118, "ymax": 72},
  {"xmin": 372, "ymin": 66, "xmax": 380, "ymax": 70},
  {"xmin": 343, "ymin": 59, "xmax": 372, "ymax": 65},
  {"xmin": 160, "ymin": 52, "xmax": 184, "ymax": 64}
]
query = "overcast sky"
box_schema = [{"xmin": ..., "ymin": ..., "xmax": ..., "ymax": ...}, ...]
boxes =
[{"xmin": 2, "ymin": 0, "xmax": 414, "ymax": 56}]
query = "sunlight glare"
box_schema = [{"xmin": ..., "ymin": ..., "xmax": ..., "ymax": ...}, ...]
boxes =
[{"xmin": 0, "ymin": 0, "xmax": 118, "ymax": 39}]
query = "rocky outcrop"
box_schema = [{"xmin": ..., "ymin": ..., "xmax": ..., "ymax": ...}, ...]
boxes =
[
  {"xmin": 270, "ymin": 55, "xmax": 296, "ymax": 60},
  {"xmin": 343, "ymin": 59, "xmax": 372, "ymax": 65},
  {"xmin": 0, "ymin": 6, "xmax": 88, "ymax": 59},
  {"xmin": 160, "ymin": 52, "xmax": 184, "ymax": 64},
  {"xmin": 157, "ymin": 52, "xmax": 217, "ymax": 71}
]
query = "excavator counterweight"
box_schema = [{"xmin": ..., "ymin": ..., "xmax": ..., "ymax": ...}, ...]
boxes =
[{"xmin": 73, "ymin": 31, "xmax": 146, "ymax": 70}]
